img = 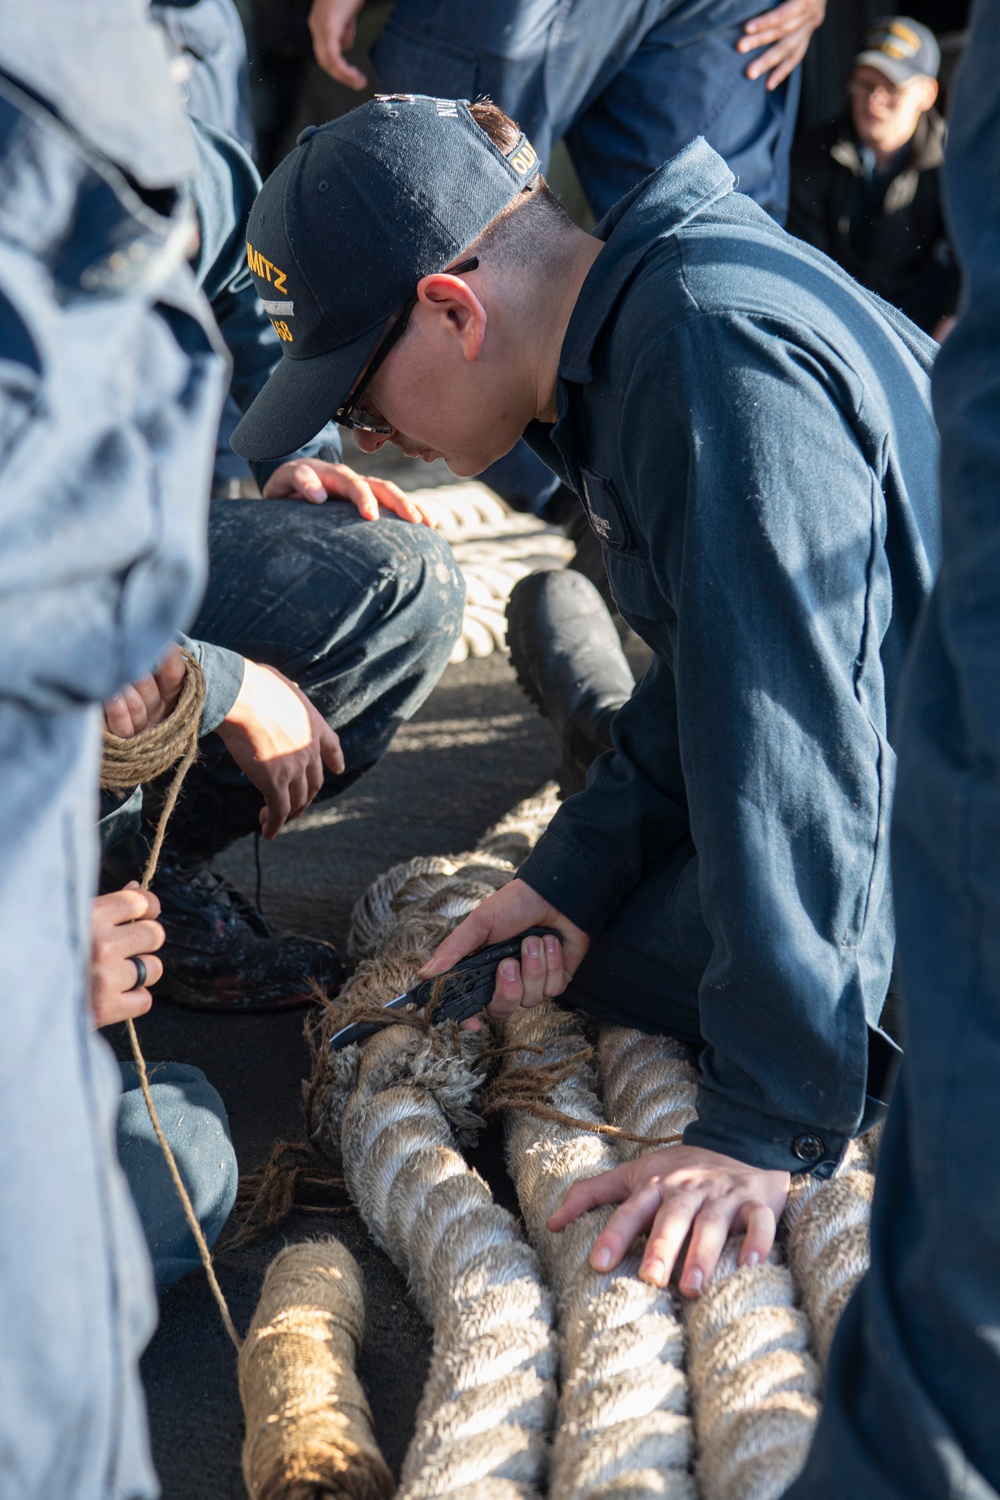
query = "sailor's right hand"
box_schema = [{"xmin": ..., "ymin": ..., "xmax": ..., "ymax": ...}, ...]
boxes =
[
  {"xmin": 216, "ymin": 660, "xmax": 345, "ymax": 839},
  {"xmin": 419, "ymin": 878, "xmax": 590, "ymax": 1025},
  {"xmin": 308, "ymin": 0, "xmax": 367, "ymax": 87}
]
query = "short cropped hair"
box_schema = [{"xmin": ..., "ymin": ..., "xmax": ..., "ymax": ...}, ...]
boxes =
[{"xmin": 467, "ymin": 100, "xmax": 577, "ymax": 272}]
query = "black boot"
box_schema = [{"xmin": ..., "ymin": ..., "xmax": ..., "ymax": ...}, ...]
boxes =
[
  {"xmin": 149, "ymin": 845, "xmax": 343, "ymax": 1011},
  {"xmin": 505, "ymin": 569, "xmax": 635, "ymax": 798},
  {"xmin": 102, "ymin": 798, "xmax": 344, "ymax": 1014}
]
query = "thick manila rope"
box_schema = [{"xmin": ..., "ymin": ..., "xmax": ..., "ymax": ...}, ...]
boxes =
[
  {"xmin": 501, "ymin": 1001, "xmax": 695, "ymax": 1500},
  {"xmin": 410, "ymin": 483, "xmax": 573, "ymax": 663},
  {"xmin": 287, "ymin": 781, "xmax": 871, "ymax": 1500},
  {"xmin": 312, "ymin": 789, "xmax": 565, "ymax": 1500},
  {"xmin": 239, "ymin": 1238, "xmax": 393, "ymax": 1500},
  {"xmin": 240, "ymin": 788, "xmax": 562, "ymax": 1240},
  {"xmin": 781, "ymin": 1135, "xmax": 876, "ymax": 1372},
  {"xmin": 347, "ymin": 786, "xmax": 562, "ymax": 963},
  {"xmin": 597, "ymin": 1027, "xmax": 819, "ymax": 1500},
  {"xmin": 334, "ymin": 1026, "xmax": 557, "ymax": 1500}
]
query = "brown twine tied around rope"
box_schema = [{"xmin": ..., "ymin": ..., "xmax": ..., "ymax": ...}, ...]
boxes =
[
  {"xmin": 482, "ymin": 1040, "xmax": 683, "ymax": 1149},
  {"xmin": 102, "ymin": 651, "xmax": 243, "ymax": 1351},
  {"xmin": 238, "ymin": 999, "xmax": 683, "ymax": 1247}
]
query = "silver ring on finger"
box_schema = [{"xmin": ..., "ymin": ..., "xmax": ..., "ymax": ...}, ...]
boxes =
[{"xmin": 128, "ymin": 955, "xmax": 148, "ymax": 991}]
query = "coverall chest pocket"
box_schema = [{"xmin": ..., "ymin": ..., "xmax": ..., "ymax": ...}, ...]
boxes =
[
  {"xmin": 580, "ymin": 467, "xmax": 666, "ymax": 622},
  {"xmin": 580, "ymin": 468, "xmax": 631, "ymax": 550}
]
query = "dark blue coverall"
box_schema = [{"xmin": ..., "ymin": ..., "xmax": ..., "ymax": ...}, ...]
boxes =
[
  {"xmin": 0, "ymin": 3, "xmax": 227, "ymax": 1494},
  {"xmin": 514, "ymin": 140, "xmax": 940, "ymax": 1177},
  {"xmin": 786, "ymin": 1, "xmax": 1000, "ymax": 1491},
  {"xmin": 374, "ymin": 0, "xmax": 804, "ymax": 521}
]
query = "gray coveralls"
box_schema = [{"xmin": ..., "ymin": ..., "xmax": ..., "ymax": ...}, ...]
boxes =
[{"xmin": 0, "ymin": 6, "xmax": 226, "ymax": 1495}]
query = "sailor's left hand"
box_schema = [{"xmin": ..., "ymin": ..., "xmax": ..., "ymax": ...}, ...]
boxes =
[
  {"xmin": 216, "ymin": 660, "xmax": 344, "ymax": 839},
  {"xmin": 547, "ymin": 1144, "xmax": 790, "ymax": 1297},
  {"xmin": 262, "ymin": 459, "xmax": 436, "ymax": 524},
  {"xmin": 104, "ymin": 644, "xmax": 187, "ymax": 738}
]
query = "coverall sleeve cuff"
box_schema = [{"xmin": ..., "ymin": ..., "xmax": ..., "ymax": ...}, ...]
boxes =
[
  {"xmin": 176, "ymin": 633, "xmax": 245, "ymax": 735},
  {"xmin": 517, "ymin": 825, "xmax": 634, "ymax": 935},
  {"xmin": 682, "ymin": 1090, "xmax": 851, "ymax": 1179}
]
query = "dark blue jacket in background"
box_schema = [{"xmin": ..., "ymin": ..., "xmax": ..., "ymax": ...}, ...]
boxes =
[{"xmin": 518, "ymin": 139, "xmax": 940, "ymax": 1174}]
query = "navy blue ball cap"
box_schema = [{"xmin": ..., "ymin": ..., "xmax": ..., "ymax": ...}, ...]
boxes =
[
  {"xmin": 855, "ymin": 17, "xmax": 940, "ymax": 85},
  {"xmin": 231, "ymin": 95, "xmax": 541, "ymax": 463}
]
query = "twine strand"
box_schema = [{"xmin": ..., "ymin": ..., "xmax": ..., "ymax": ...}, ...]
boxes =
[{"xmin": 102, "ymin": 653, "xmax": 243, "ymax": 1351}]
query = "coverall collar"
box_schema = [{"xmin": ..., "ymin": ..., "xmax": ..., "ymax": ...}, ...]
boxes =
[{"xmin": 557, "ymin": 137, "xmax": 735, "ymax": 387}]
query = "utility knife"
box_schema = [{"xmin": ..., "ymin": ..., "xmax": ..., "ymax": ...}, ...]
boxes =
[{"xmin": 328, "ymin": 927, "xmax": 561, "ymax": 1050}]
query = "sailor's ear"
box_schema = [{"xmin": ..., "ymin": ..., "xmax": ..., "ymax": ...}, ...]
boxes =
[{"xmin": 415, "ymin": 273, "xmax": 487, "ymax": 362}]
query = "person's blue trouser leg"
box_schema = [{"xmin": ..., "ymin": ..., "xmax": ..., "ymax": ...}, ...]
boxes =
[
  {"xmin": 0, "ymin": 707, "xmax": 158, "ymax": 1500},
  {"xmin": 117, "ymin": 1062, "xmax": 239, "ymax": 1295},
  {"xmin": 785, "ymin": 4, "xmax": 1000, "ymax": 1494},
  {"xmin": 376, "ymin": 0, "xmax": 793, "ymax": 216},
  {"xmin": 562, "ymin": 841, "xmax": 711, "ymax": 1043},
  {"xmin": 564, "ymin": 840, "xmax": 898, "ymax": 1131},
  {"xmin": 566, "ymin": 5, "xmax": 800, "ymax": 224},
  {"xmin": 162, "ymin": 499, "xmax": 466, "ymax": 855}
]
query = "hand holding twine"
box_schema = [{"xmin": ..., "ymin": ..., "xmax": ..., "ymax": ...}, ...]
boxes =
[{"xmin": 100, "ymin": 651, "xmax": 243, "ymax": 1348}]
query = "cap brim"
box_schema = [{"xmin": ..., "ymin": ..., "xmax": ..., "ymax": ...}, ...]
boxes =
[
  {"xmin": 854, "ymin": 50, "xmax": 922, "ymax": 86},
  {"xmin": 231, "ymin": 324, "xmax": 383, "ymax": 463}
]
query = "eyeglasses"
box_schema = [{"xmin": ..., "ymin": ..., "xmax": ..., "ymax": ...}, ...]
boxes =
[
  {"xmin": 335, "ymin": 256, "xmax": 480, "ymax": 435},
  {"xmin": 848, "ymin": 76, "xmax": 919, "ymax": 105}
]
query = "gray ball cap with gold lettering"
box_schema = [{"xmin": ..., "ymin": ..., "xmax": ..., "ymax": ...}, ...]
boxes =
[
  {"xmin": 855, "ymin": 16, "xmax": 941, "ymax": 85},
  {"xmin": 230, "ymin": 95, "xmax": 540, "ymax": 463}
]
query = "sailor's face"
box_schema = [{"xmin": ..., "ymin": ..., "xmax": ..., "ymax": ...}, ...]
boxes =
[
  {"xmin": 849, "ymin": 65, "xmax": 935, "ymax": 152},
  {"xmin": 350, "ymin": 300, "xmax": 528, "ymax": 478}
]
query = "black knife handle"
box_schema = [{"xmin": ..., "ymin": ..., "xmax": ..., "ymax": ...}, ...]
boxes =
[{"xmin": 416, "ymin": 926, "xmax": 562, "ymax": 1024}]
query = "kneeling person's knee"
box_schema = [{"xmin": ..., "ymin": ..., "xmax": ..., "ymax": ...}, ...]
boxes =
[{"xmin": 393, "ymin": 524, "xmax": 466, "ymax": 666}]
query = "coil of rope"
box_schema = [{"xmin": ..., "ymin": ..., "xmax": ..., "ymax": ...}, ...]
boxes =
[
  {"xmin": 408, "ymin": 483, "xmax": 574, "ymax": 663},
  {"xmin": 239, "ymin": 1237, "xmax": 393, "ymax": 1500}
]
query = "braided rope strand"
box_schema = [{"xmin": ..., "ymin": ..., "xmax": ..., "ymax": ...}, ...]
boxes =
[
  {"xmin": 781, "ymin": 1138, "xmax": 875, "ymax": 1372},
  {"xmin": 321, "ymin": 794, "xmax": 563, "ymax": 1500},
  {"xmin": 596, "ymin": 1026, "xmax": 820, "ymax": 1500},
  {"xmin": 502, "ymin": 1002, "xmax": 695, "ymax": 1500}
]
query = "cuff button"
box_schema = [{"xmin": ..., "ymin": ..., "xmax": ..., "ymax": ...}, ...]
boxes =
[{"xmin": 792, "ymin": 1133, "xmax": 825, "ymax": 1163}]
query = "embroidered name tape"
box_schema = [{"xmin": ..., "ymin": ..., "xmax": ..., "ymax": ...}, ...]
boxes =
[{"xmin": 246, "ymin": 241, "xmax": 288, "ymax": 294}]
